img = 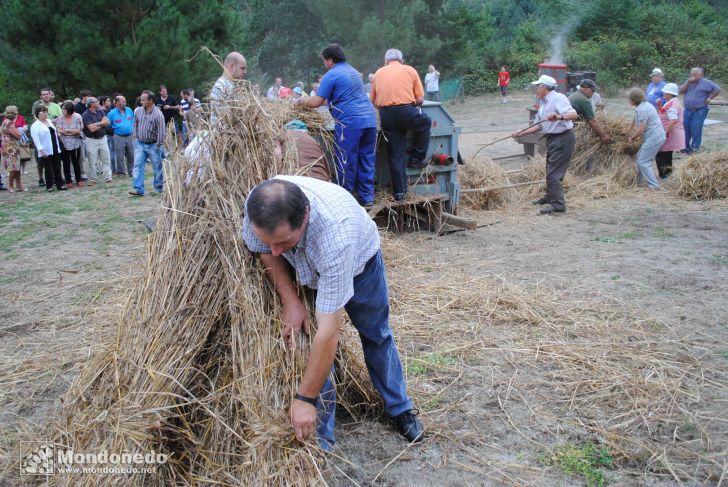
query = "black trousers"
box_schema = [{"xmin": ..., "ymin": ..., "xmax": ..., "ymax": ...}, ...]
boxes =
[
  {"xmin": 60, "ymin": 148, "xmax": 81, "ymax": 184},
  {"xmin": 655, "ymin": 151, "xmax": 673, "ymax": 179},
  {"xmin": 379, "ymin": 104, "xmax": 431, "ymax": 196},
  {"xmin": 40, "ymin": 154, "xmax": 64, "ymax": 189},
  {"xmin": 544, "ymin": 130, "xmax": 576, "ymax": 211}
]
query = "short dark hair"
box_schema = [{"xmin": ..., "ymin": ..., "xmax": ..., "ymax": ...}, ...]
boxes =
[
  {"xmin": 181, "ymin": 88, "xmax": 191, "ymax": 96},
  {"xmin": 159, "ymin": 84, "xmax": 167, "ymax": 91},
  {"xmin": 141, "ymin": 90, "xmax": 155, "ymax": 102},
  {"xmin": 62, "ymin": 101, "xmax": 75, "ymax": 115},
  {"xmin": 80, "ymin": 89, "xmax": 92, "ymax": 98},
  {"xmin": 34, "ymin": 104, "xmax": 48, "ymax": 117},
  {"xmin": 40, "ymin": 87, "xmax": 52, "ymax": 95},
  {"xmin": 321, "ymin": 43, "xmax": 346, "ymax": 64},
  {"xmin": 98, "ymin": 95, "xmax": 109, "ymax": 105},
  {"xmin": 246, "ymin": 179, "xmax": 309, "ymax": 234}
]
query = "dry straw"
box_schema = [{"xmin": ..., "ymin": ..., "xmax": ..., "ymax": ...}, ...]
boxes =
[
  {"xmin": 673, "ymin": 149, "xmax": 728, "ymax": 200},
  {"xmin": 46, "ymin": 82, "xmax": 378, "ymax": 485},
  {"xmin": 459, "ymin": 157, "xmax": 518, "ymax": 210}
]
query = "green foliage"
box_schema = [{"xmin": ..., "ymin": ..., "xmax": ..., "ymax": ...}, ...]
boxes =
[
  {"xmin": 539, "ymin": 442, "xmax": 613, "ymax": 487},
  {"xmin": 0, "ymin": 0, "xmax": 726, "ymax": 108},
  {"xmin": 0, "ymin": 0, "xmax": 246, "ymax": 112}
]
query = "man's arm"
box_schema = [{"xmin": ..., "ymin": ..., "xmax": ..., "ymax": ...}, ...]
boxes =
[
  {"xmin": 259, "ymin": 253, "xmax": 309, "ymax": 348},
  {"xmin": 156, "ymin": 111, "xmax": 166, "ymax": 146},
  {"xmin": 301, "ymin": 95, "xmax": 327, "ymax": 109},
  {"xmin": 708, "ymin": 85, "xmax": 722, "ymax": 103},
  {"xmin": 85, "ymin": 122, "xmax": 103, "ymax": 133},
  {"xmin": 290, "ymin": 308, "xmax": 342, "ymax": 441},
  {"xmin": 587, "ymin": 118, "xmax": 611, "ymax": 142}
]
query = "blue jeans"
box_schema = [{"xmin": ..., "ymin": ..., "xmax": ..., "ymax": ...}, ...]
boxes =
[
  {"xmin": 132, "ymin": 141, "xmax": 163, "ymax": 195},
  {"xmin": 683, "ymin": 106, "xmax": 708, "ymax": 152},
  {"xmin": 316, "ymin": 250, "xmax": 413, "ymax": 449},
  {"xmin": 333, "ymin": 126, "xmax": 377, "ymax": 205}
]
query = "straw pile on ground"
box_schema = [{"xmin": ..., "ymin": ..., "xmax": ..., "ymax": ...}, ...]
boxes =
[
  {"xmin": 673, "ymin": 149, "xmax": 728, "ymax": 200},
  {"xmin": 46, "ymin": 82, "xmax": 377, "ymax": 485},
  {"xmin": 459, "ymin": 156, "xmax": 518, "ymax": 209}
]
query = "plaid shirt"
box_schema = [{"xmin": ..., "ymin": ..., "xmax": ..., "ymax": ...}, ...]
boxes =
[{"xmin": 242, "ymin": 175, "xmax": 380, "ymax": 313}]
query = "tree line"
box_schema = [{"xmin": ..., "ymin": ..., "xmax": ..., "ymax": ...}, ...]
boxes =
[{"xmin": 1, "ymin": 0, "xmax": 726, "ymax": 111}]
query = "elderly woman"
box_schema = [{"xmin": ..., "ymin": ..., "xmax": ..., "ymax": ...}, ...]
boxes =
[
  {"xmin": 30, "ymin": 105, "xmax": 66, "ymax": 192},
  {"xmin": 1, "ymin": 106, "xmax": 25, "ymax": 191},
  {"xmin": 54, "ymin": 101, "xmax": 84, "ymax": 187},
  {"xmin": 655, "ymin": 83, "xmax": 685, "ymax": 179},
  {"xmin": 626, "ymin": 88, "xmax": 665, "ymax": 189}
]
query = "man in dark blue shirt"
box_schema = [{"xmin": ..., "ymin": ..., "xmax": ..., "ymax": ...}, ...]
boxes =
[{"xmin": 299, "ymin": 44, "xmax": 377, "ymax": 208}]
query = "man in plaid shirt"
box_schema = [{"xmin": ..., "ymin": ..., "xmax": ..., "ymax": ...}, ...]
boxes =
[{"xmin": 242, "ymin": 175, "xmax": 424, "ymax": 450}]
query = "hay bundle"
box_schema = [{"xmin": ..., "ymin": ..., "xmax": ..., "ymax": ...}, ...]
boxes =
[
  {"xmin": 47, "ymin": 82, "xmax": 376, "ymax": 485},
  {"xmin": 571, "ymin": 114, "xmax": 641, "ymax": 187},
  {"xmin": 459, "ymin": 157, "xmax": 517, "ymax": 210},
  {"xmin": 673, "ymin": 149, "xmax": 728, "ymax": 200}
]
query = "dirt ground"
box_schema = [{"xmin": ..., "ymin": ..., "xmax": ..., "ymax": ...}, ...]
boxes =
[{"xmin": 1, "ymin": 93, "xmax": 727, "ymax": 486}]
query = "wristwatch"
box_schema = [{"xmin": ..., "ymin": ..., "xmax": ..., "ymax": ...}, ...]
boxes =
[{"xmin": 294, "ymin": 393, "xmax": 318, "ymax": 406}]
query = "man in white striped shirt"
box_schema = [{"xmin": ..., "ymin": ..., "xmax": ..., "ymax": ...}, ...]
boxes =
[
  {"xmin": 512, "ymin": 75, "xmax": 577, "ymax": 214},
  {"xmin": 242, "ymin": 175, "xmax": 424, "ymax": 450},
  {"xmin": 129, "ymin": 90, "xmax": 165, "ymax": 197}
]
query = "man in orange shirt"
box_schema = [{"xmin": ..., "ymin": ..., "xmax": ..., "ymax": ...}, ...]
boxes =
[{"xmin": 371, "ymin": 48, "xmax": 431, "ymax": 201}]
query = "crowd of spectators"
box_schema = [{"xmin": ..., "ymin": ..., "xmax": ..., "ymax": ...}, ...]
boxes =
[{"xmin": 0, "ymin": 85, "xmax": 202, "ymax": 194}]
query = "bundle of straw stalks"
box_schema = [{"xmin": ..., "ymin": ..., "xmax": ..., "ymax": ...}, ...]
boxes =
[
  {"xmin": 459, "ymin": 157, "xmax": 517, "ymax": 210},
  {"xmin": 673, "ymin": 149, "xmax": 728, "ymax": 200},
  {"xmin": 571, "ymin": 114, "xmax": 642, "ymax": 187},
  {"xmin": 46, "ymin": 82, "xmax": 377, "ymax": 485}
]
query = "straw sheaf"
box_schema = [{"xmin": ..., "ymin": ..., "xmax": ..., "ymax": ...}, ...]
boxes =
[
  {"xmin": 47, "ymin": 82, "xmax": 377, "ymax": 486},
  {"xmin": 673, "ymin": 149, "xmax": 728, "ymax": 200},
  {"xmin": 459, "ymin": 157, "xmax": 518, "ymax": 210},
  {"xmin": 571, "ymin": 114, "xmax": 642, "ymax": 188}
]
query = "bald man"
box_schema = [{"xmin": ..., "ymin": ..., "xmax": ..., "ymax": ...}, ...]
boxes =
[{"xmin": 210, "ymin": 52, "xmax": 247, "ymax": 117}]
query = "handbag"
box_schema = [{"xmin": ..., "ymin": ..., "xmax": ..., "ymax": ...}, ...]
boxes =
[{"xmin": 19, "ymin": 144, "xmax": 32, "ymax": 162}]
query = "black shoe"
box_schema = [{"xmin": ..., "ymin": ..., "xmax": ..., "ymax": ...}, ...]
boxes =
[
  {"xmin": 58, "ymin": 186, "xmax": 68, "ymax": 191},
  {"xmin": 539, "ymin": 206, "xmax": 565, "ymax": 215},
  {"xmin": 0, "ymin": 186, "xmax": 6, "ymax": 191},
  {"xmin": 129, "ymin": 190, "xmax": 144, "ymax": 197},
  {"xmin": 532, "ymin": 197, "xmax": 548, "ymax": 205},
  {"xmin": 39, "ymin": 179, "xmax": 45, "ymax": 187},
  {"xmin": 392, "ymin": 410, "xmax": 424, "ymax": 443},
  {"xmin": 393, "ymin": 192, "xmax": 406, "ymax": 202},
  {"xmin": 407, "ymin": 159, "xmax": 428, "ymax": 169}
]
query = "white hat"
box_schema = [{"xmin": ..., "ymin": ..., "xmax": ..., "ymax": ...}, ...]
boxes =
[
  {"xmin": 662, "ymin": 82, "xmax": 679, "ymax": 96},
  {"xmin": 650, "ymin": 68, "xmax": 663, "ymax": 77},
  {"xmin": 531, "ymin": 75, "xmax": 557, "ymax": 88}
]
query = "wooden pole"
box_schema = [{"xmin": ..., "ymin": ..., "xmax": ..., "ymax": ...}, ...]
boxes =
[{"xmin": 461, "ymin": 179, "xmax": 545, "ymax": 194}]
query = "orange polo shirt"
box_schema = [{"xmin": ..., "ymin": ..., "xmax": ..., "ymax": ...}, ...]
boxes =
[{"xmin": 370, "ymin": 61, "xmax": 425, "ymax": 108}]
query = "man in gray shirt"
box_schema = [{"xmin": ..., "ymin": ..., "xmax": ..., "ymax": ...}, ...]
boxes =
[
  {"xmin": 242, "ymin": 176, "xmax": 424, "ymax": 450},
  {"xmin": 512, "ymin": 75, "xmax": 577, "ymax": 215},
  {"xmin": 129, "ymin": 90, "xmax": 165, "ymax": 197},
  {"xmin": 679, "ymin": 67, "xmax": 721, "ymax": 153}
]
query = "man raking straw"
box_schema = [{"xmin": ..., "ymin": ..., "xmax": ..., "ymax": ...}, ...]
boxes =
[
  {"xmin": 242, "ymin": 176, "xmax": 424, "ymax": 450},
  {"xmin": 512, "ymin": 75, "xmax": 577, "ymax": 215}
]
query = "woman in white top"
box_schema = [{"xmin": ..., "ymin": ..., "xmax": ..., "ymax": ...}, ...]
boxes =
[
  {"xmin": 424, "ymin": 65, "xmax": 440, "ymax": 102},
  {"xmin": 30, "ymin": 105, "xmax": 66, "ymax": 191}
]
